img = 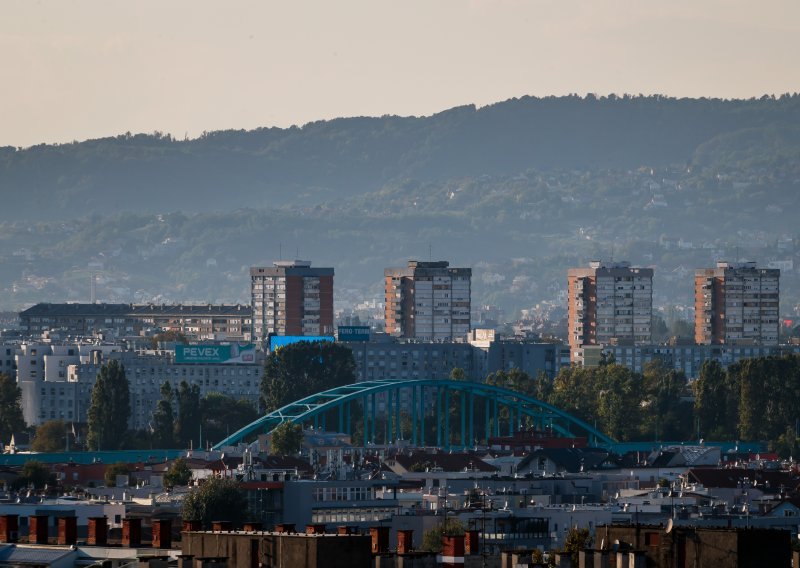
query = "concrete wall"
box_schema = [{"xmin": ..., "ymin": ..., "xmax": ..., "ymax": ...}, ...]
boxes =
[{"xmin": 182, "ymin": 530, "xmax": 372, "ymax": 568}]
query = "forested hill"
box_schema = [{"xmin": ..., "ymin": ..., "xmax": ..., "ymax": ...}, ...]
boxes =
[{"xmin": 2, "ymin": 94, "xmax": 800, "ymax": 221}]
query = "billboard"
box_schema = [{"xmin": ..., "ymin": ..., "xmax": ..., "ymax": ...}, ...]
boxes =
[
  {"xmin": 269, "ymin": 335, "xmax": 334, "ymax": 352},
  {"xmin": 337, "ymin": 325, "xmax": 370, "ymax": 342},
  {"xmin": 175, "ymin": 343, "xmax": 257, "ymax": 364}
]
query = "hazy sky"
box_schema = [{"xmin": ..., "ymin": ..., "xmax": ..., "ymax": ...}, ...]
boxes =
[{"xmin": 2, "ymin": 0, "xmax": 799, "ymax": 147}]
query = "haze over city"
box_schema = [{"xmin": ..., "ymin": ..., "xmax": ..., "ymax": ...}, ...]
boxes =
[
  {"xmin": 3, "ymin": 3, "xmax": 800, "ymax": 567},
  {"xmin": 2, "ymin": 0, "xmax": 799, "ymax": 147}
]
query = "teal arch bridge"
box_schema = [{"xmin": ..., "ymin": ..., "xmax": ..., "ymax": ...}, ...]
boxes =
[{"xmin": 212, "ymin": 379, "xmax": 615, "ymax": 450}]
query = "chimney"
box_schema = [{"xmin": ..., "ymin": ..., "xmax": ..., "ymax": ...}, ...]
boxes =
[
  {"xmin": 88, "ymin": 516, "xmax": 108, "ymax": 545},
  {"xmin": 553, "ymin": 552, "xmax": 572, "ymax": 567},
  {"xmin": 242, "ymin": 522, "xmax": 262, "ymax": 532},
  {"xmin": 123, "ymin": 518, "xmax": 142, "ymax": 548},
  {"xmin": 465, "ymin": 530, "xmax": 480, "ymax": 555},
  {"xmin": 397, "ymin": 530, "xmax": 413, "ymax": 554},
  {"xmin": 57, "ymin": 517, "xmax": 77, "ymax": 545},
  {"xmin": 274, "ymin": 524, "xmax": 295, "ymax": 534},
  {"xmin": 440, "ymin": 535, "xmax": 465, "ymax": 568},
  {"xmin": 183, "ymin": 520, "xmax": 202, "ymax": 533},
  {"xmin": 28, "ymin": 515, "xmax": 48, "ymax": 544},
  {"xmin": 305, "ymin": 524, "xmax": 326, "ymax": 535},
  {"xmin": 337, "ymin": 526, "xmax": 357, "ymax": 535},
  {"xmin": 370, "ymin": 526, "xmax": 389, "ymax": 554},
  {"xmin": 578, "ymin": 549, "xmax": 595, "ymax": 568},
  {"xmin": 1, "ymin": 514, "xmax": 20, "ymax": 543},
  {"xmin": 212, "ymin": 521, "xmax": 233, "ymax": 532},
  {"xmin": 151, "ymin": 519, "xmax": 172, "ymax": 549}
]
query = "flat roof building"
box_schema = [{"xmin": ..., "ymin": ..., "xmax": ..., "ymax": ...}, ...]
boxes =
[
  {"xmin": 18, "ymin": 303, "xmax": 251, "ymax": 342},
  {"xmin": 568, "ymin": 261, "xmax": 653, "ymax": 355},
  {"xmin": 695, "ymin": 261, "xmax": 780, "ymax": 346},
  {"xmin": 384, "ymin": 261, "xmax": 471, "ymax": 342},
  {"xmin": 251, "ymin": 261, "xmax": 334, "ymax": 342}
]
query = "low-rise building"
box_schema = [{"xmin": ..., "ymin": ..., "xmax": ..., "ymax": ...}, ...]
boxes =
[
  {"xmin": 17, "ymin": 343, "xmax": 262, "ymax": 430},
  {"xmin": 18, "ymin": 303, "xmax": 252, "ymax": 342},
  {"xmin": 595, "ymin": 343, "xmax": 800, "ymax": 377}
]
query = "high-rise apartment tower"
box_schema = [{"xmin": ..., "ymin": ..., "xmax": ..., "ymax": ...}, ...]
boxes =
[
  {"xmin": 384, "ymin": 260, "xmax": 471, "ymax": 341},
  {"xmin": 251, "ymin": 260, "xmax": 334, "ymax": 342},
  {"xmin": 568, "ymin": 261, "xmax": 653, "ymax": 351},
  {"xmin": 695, "ymin": 261, "xmax": 780, "ymax": 346}
]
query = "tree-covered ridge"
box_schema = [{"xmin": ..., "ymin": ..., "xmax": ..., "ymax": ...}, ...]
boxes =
[
  {"xmin": 2, "ymin": 95, "xmax": 799, "ymax": 315},
  {"xmin": 2, "ymin": 94, "xmax": 800, "ymax": 220}
]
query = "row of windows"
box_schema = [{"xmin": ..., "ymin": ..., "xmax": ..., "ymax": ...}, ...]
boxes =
[
  {"xmin": 312, "ymin": 486, "xmax": 375, "ymax": 502},
  {"xmin": 311, "ymin": 508, "xmax": 395, "ymax": 524}
]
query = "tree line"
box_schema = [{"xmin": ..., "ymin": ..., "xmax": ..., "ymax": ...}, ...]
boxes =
[
  {"xmin": 259, "ymin": 342, "xmax": 800, "ymax": 456},
  {"xmin": 10, "ymin": 344, "xmax": 800, "ymax": 455},
  {"xmin": 490, "ymin": 353, "xmax": 800, "ymax": 456},
  {"xmin": 5, "ymin": 94, "xmax": 800, "ymax": 222}
]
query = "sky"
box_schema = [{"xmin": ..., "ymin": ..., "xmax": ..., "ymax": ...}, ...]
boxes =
[{"xmin": 1, "ymin": 0, "xmax": 799, "ymax": 147}]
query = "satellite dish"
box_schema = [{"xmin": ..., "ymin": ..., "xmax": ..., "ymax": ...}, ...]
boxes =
[{"xmin": 666, "ymin": 518, "xmax": 674, "ymax": 534}]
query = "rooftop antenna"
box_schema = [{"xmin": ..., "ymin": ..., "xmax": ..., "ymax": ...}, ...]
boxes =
[
  {"xmin": 429, "ymin": 242, "xmax": 432, "ymax": 261},
  {"xmin": 279, "ymin": 241, "xmax": 283, "ymax": 261}
]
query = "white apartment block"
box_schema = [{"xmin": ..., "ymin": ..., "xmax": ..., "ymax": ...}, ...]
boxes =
[
  {"xmin": 568, "ymin": 261, "xmax": 654, "ymax": 352},
  {"xmin": 695, "ymin": 261, "xmax": 780, "ymax": 346},
  {"xmin": 384, "ymin": 261, "xmax": 472, "ymax": 342}
]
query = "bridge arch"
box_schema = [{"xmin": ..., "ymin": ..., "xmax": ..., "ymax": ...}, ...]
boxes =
[{"xmin": 212, "ymin": 379, "xmax": 615, "ymax": 450}]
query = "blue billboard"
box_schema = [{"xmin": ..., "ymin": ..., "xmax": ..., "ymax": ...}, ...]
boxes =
[
  {"xmin": 269, "ymin": 335, "xmax": 335, "ymax": 352},
  {"xmin": 337, "ymin": 325, "xmax": 370, "ymax": 342}
]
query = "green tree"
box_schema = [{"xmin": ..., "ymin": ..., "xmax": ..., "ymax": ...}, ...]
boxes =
[
  {"xmin": 270, "ymin": 421, "xmax": 303, "ymax": 456},
  {"xmin": 182, "ymin": 478, "xmax": 248, "ymax": 528},
  {"xmin": 262, "ymin": 341, "xmax": 355, "ymax": 412},
  {"xmin": 105, "ymin": 462, "xmax": 130, "ymax": 487},
  {"xmin": 693, "ymin": 360, "xmax": 726, "ymax": 438},
  {"xmin": 176, "ymin": 381, "xmax": 201, "ymax": 448},
  {"xmin": 200, "ymin": 393, "xmax": 259, "ymax": 445},
  {"xmin": 449, "ymin": 367, "xmax": 467, "ymax": 381},
  {"xmin": 151, "ymin": 382, "xmax": 175, "ymax": 448},
  {"xmin": 31, "ymin": 420, "xmax": 67, "ymax": 452},
  {"xmin": 163, "ymin": 457, "xmax": 193, "ymax": 487},
  {"xmin": 0, "ymin": 373, "xmax": 26, "ymax": 442},
  {"xmin": 641, "ymin": 361, "xmax": 692, "ymax": 440},
  {"xmin": 12, "ymin": 460, "xmax": 54, "ymax": 490},
  {"xmin": 420, "ymin": 518, "xmax": 465, "ymax": 553},
  {"xmin": 87, "ymin": 360, "xmax": 131, "ymax": 450},
  {"xmin": 549, "ymin": 366, "xmax": 597, "ymax": 423},
  {"xmin": 562, "ymin": 526, "xmax": 591, "ymax": 567},
  {"xmin": 594, "ymin": 364, "xmax": 642, "ymax": 441},
  {"xmin": 770, "ymin": 426, "xmax": 800, "ymax": 459}
]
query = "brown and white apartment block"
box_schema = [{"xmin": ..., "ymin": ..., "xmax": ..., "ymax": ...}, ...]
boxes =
[
  {"xmin": 695, "ymin": 261, "xmax": 780, "ymax": 346},
  {"xmin": 384, "ymin": 260, "xmax": 471, "ymax": 341},
  {"xmin": 568, "ymin": 261, "xmax": 653, "ymax": 353},
  {"xmin": 251, "ymin": 260, "xmax": 334, "ymax": 341}
]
